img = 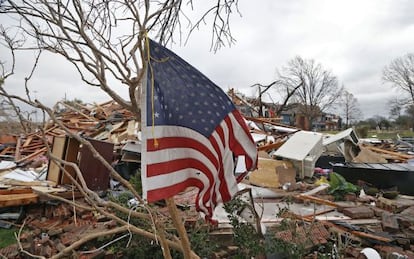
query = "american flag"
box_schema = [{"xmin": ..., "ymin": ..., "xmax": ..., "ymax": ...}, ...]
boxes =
[{"xmin": 141, "ymin": 39, "xmax": 257, "ymax": 219}]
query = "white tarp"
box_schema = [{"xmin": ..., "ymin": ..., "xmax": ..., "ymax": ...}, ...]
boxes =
[
  {"xmin": 0, "ymin": 161, "xmax": 16, "ymax": 170},
  {"xmin": 273, "ymin": 131, "xmax": 323, "ymax": 178},
  {"xmin": 274, "ymin": 131, "xmax": 323, "ymax": 161},
  {"xmin": 322, "ymin": 128, "xmax": 359, "ymax": 146},
  {"xmin": 3, "ymin": 168, "xmax": 39, "ymax": 182}
]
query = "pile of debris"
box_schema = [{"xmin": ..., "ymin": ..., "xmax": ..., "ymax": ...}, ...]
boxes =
[
  {"xmin": 222, "ymin": 122, "xmax": 414, "ymax": 258},
  {"xmin": 0, "ymin": 100, "xmax": 145, "ymax": 257},
  {"xmin": 0, "ymin": 201, "xmax": 119, "ymax": 258},
  {"xmin": 1, "ymin": 100, "xmax": 414, "ymax": 258},
  {"xmin": 0, "ymin": 100, "xmax": 137, "ymax": 162}
]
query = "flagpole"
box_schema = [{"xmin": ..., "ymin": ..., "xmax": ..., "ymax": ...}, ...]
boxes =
[
  {"xmin": 165, "ymin": 197, "xmax": 196, "ymax": 259},
  {"xmin": 141, "ymin": 34, "xmax": 173, "ymax": 259},
  {"xmin": 142, "ymin": 34, "xmax": 194, "ymax": 258}
]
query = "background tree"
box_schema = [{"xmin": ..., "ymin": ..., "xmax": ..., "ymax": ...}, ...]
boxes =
[
  {"xmin": 281, "ymin": 56, "xmax": 342, "ymax": 129},
  {"xmin": 389, "ymin": 104, "xmax": 414, "ymax": 130},
  {"xmin": 383, "ymin": 53, "xmax": 414, "ymax": 104},
  {"xmin": 372, "ymin": 115, "xmax": 391, "ymax": 131},
  {"xmin": 404, "ymin": 104, "xmax": 414, "ymax": 129},
  {"xmin": 250, "ymin": 81, "xmax": 278, "ymax": 117},
  {"xmin": 339, "ymin": 89, "xmax": 362, "ymax": 128},
  {"xmin": 1, "ymin": 0, "xmax": 240, "ymax": 119},
  {"xmin": 0, "ymin": 1, "xmax": 244, "ymax": 257},
  {"xmin": 394, "ymin": 114, "xmax": 412, "ymax": 130},
  {"xmin": 0, "ymin": 35, "xmax": 35, "ymax": 133},
  {"xmin": 249, "ymin": 79, "xmax": 302, "ymax": 117},
  {"xmin": 388, "ymin": 97, "xmax": 404, "ymax": 121},
  {"xmin": 357, "ymin": 115, "xmax": 391, "ymax": 131}
]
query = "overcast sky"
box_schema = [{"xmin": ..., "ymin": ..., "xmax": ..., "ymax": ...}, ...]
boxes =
[{"xmin": 2, "ymin": 0, "xmax": 414, "ymax": 120}]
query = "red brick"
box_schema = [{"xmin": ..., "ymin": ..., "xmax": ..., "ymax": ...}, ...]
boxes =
[
  {"xmin": 381, "ymin": 211, "xmax": 400, "ymax": 233},
  {"xmin": 342, "ymin": 206, "xmax": 374, "ymax": 219},
  {"xmin": 53, "ymin": 203, "xmax": 73, "ymax": 218}
]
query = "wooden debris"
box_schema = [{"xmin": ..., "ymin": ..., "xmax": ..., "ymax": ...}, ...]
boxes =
[
  {"xmin": 365, "ymin": 145, "xmax": 414, "ymax": 162},
  {"xmin": 295, "ymin": 194, "xmax": 340, "ymax": 208},
  {"xmin": 0, "ymin": 191, "xmax": 38, "ymax": 207},
  {"xmin": 248, "ymin": 158, "xmax": 293, "ymax": 188}
]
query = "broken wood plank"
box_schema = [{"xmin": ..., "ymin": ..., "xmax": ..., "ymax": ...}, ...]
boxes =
[
  {"xmin": 14, "ymin": 136, "xmax": 22, "ymax": 161},
  {"xmin": 0, "ymin": 188, "xmax": 33, "ymax": 195},
  {"xmin": 296, "ymin": 194, "xmax": 340, "ymax": 207},
  {"xmin": 321, "ymin": 220, "xmax": 392, "ymax": 243},
  {"xmin": 58, "ymin": 101, "xmax": 97, "ymax": 122},
  {"xmin": 22, "ymin": 135, "xmax": 34, "ymax": 147},
  {"xmin": 0, "ymin": 193, "xmax": 38, "ymax": 207},
  {"xmin": 20, "ymin": 143, "xmax": 48, "ymax": 152},
  {"xmin": 302, "ymin": 208, "xmax": 336, "ymax": 219},
  {"xmin": 257, "ymin": 141, "xmax": 285, "ymax": 151},
  {"xmin": 47, "ymin": 137, "xmax": 66, "ymax": 184},
  {"xmin": 15, "ymin": 147, "xmax": 47, "ymax": 164},
  {"xmin": 0, "ymin": 146, "xmax": 12, "ymax": 156},
  {"xmin": 1, "ymin": 179, "xmax": 55, "ymax": 187},
  {"xmin": 366, "ymin": 145, "xmax": 414, "ymax": 160}
]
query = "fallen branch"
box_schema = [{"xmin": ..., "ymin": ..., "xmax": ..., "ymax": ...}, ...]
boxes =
[{"xmin": 50, "ymin": 226, "xmax": 130, "ymax": 259}]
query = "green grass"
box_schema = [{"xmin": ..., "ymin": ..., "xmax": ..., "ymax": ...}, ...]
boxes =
[
  {"xmin": 321, "ymin": 129, "xmax": 414, "ymax": 140},
  {"xmin": 366, "ymin": 130, "xmax": 414, "ymax": 140},
  {"xmin": 0, "ymin": 228, "xmax": 18, "ymax": 248}
]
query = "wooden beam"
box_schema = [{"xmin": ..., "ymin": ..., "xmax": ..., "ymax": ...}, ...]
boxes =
[
  {"xmin": 258, "ymin": 141, "xmax": 285, "ymax": 151},
  {"xmin": 366, "ymin": 145, "xmax": 414, "ymax": 160},
  {"xmin": 0, "ymin": 193, "xmax": 38, "ymax": 207},
  {"xmin": 295, "ymin": 194, "xmax": 339, "ymax": 208},
  {"xmin": 15, "ymin": 147, "xmax": 47, "ymax": 164}
]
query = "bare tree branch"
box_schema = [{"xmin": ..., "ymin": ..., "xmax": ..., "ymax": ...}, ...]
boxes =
[
  {"xmin": 383, "ymin": 53, "xmax": 414, "ymax": 104},
  {"xmin": 339, "ymin": 89, "xmax": 362, "ymax": 127},
  {"xmin": 280, "ymin": 56, "xmax": 343, "ymax": 129},
  {"xmin": 0, "ymin": 1, "xmax": 244, "ymax": 256}
]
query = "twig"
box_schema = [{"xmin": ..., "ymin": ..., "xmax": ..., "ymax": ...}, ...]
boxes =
[
  {"xmin": 15, "ymin": 219, "xmax": 46, "ymax": 259},
  {"xmin": 79, "ymin": 233, "xmax": 130, "ymax": 254}
]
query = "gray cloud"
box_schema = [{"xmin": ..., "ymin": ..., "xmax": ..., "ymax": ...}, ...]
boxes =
[
  {"xmin": 2, "ymin": 0, "xmax": 413, "ymax": 120},
  {"xmin": 174, "ymin": 0, "xmax": 414, "ymax": 119}
]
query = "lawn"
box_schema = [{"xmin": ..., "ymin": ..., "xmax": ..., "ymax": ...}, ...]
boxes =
[
  {"xmin": 322, "ymin": 129, "xmax": 414, "ymax": 140},
  {"xmin": 0, "ymin": 227, "xmax": 18, "ymax": 248},
  {"xmin": 365, "ymin": 130, "xmax": 414, "ymax": 140}
]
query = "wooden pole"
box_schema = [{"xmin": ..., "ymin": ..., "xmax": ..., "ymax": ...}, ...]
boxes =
[{"xmin": 166, "ymin": 197, "xmax": 193, "ymax": 259}]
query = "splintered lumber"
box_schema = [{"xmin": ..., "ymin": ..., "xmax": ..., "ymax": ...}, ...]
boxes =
[
  {"xmin": 15, "ymin": 147, "xmax": 47, "ymax": 164},
  {"xmin": 14, "ymin": 136, "xmax": 21, "ymax": 161},
  {"xmin": 302, "ymin": 208, "xmax": 336, "ymax": 220},
  {"xmin": 0, "ymin": 188, "xmax": 33, "ymax": 195},
  {"xmin": 0, "ymin": 146, "xmax": 12, "ymax": 156},
  {"xmin": 0, "ymin": 192, "xmax": 38, "ymax": 207},
  {"xmin": 366, "ymin": 146, "xmax": 414, "ymax": 161},
  {"xmin": 257, "ymin": 141, "xmax": 285, "ymax": 151},
  {"xmin": 58, "ymin": 101, "xmax": 97, "ymax": 121},
  {"xmin": 22, "ymin": 135, "xmax": 34, "ymax": 147},
  {"xmin": 296, "ymin": 194, "xmax": 340, "ymax": 208},
  {"xmin": 322, "ymin": 221, "xmax": 392, "ymax": 243}
]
